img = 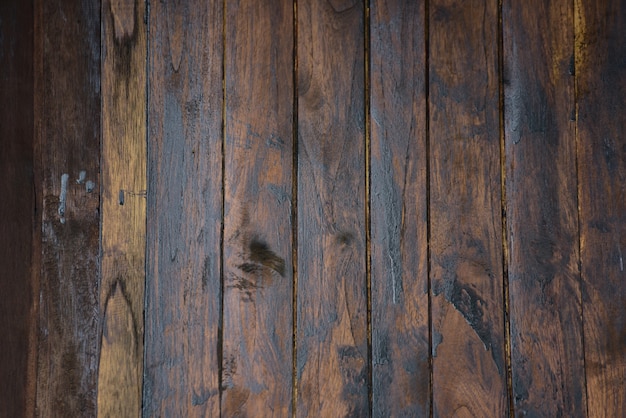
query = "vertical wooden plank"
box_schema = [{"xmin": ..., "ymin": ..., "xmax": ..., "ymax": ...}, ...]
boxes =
[
  {"xmin": 503, "ymin": 0, "xmax": 587, "ymax": 415},
  {"xmin": 34, "ymin": 0, "xmax": 102, "ymax": 416},
  {"xmin": 144, "ymin": 0, "xmax": 223, "ymax": 416},
  {"xmin": 98, "ymin": 0, "xmax": 146, "ymax": 415},
  {"xmin": 222, "ymin": 0, "xmax": 294, "ymax": 415},
  {"xmin": 576, "ymin": 0, "xmax": 626, "ymax": 415},
  {"xmin": 429, "ymin": 0, "xmax": 508, "ymax": 416},
  {"xmin": 297, "ymin": 1, "xmax": 368, "ymax": 416},
  {"xmin": 370, "ymin": 0, "xmax": 430, "ymax": 416},
  {"xmin": 0, "ymin": 1, "xmax": 35, "ymax": 416}
]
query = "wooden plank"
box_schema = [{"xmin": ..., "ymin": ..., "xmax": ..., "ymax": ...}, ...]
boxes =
[
  {"xmin": 33, "ymin": 0, "xmax": 102, "ymax": 416},
  {"xmin": 369, "ymin": 0, "xmax": 430, "ymax": 416},
  {"xmin": 428, "ymin": 0, "xmax": 508, "ymax": 416},
  {"xmin": 97, "ymin": 0, "xmax": 146, "ymax": 415},
  {"xmin": 0, "ymin": 1, "xmax": 35, "ymax": 416},
  {"xmin": 503, "ymin": 0, "xmax": 587, "ymax": 415},
  {"xmin": 143, "ymin": 0, "xmax": 223, "ymax": 416},
  {"xmin": 576, "ymin": 0, "xmax": 626, "ymax": 415},
  {"xmin": 296, "ymin": 1, "xmax": 368, "ymax": 416},
  {"xmin": 222, "ymin": 0, "xmax": 294, "ymax": 415}
]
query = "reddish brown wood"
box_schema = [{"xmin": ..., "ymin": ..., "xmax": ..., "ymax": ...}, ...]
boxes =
[
  {"xmin": 144, "ymin": 0, "xmax": 223, "ymax": 416},
  {"xmin": 576, "ymin": 0, "xmax": 626, "ymax": 415},
  {"xmin": 370, "ymin": 0, "xmax": 430, "ymax": 415},
  {"xmin": 428, "ymin": 0, "xmax": 508, "ymax": 415},
  {"xmin": 296, "ymin": 0, "xmax": 369, "ymax": 416},
  {"xmin": 503, "ymin": 0, "xmax": 587, "ymax": 415},
  {"xmin": 0, "ymin": 1, "xmax": 35, "ymax": 417},
  {"xmin": 222, "ymin": 0, "xmax": 294, "ymax": 415},
  {"xmin": 33, "ymin": 0, "xmax": 102, "ymax": 416}
]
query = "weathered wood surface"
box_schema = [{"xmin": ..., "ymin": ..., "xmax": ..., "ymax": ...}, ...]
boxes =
[
  {"xmin": 296, "ymin": 0, "xmax": 369, "ymax": 416},
  {"xmin": 222, "ymin": 0, "xmax": 294, "ymax": 415},
  {"xmin": 0, "ymin": 2, "xmax": 35, "ymax": 417},
  {"xmin": 504, "ymin": 0, "xmax": 587, "ymax": 416},
  {"xmin": 143, "ymin": 0, "xmax": 223, "ymax": 416},
  {"xmin": 33, "ymin": 0, "xmax": 102, "ymax": 416},
  {"xmin": 429, "ymin": 0, "xmax": 508, "ymax": 416},
  {"xmin": 98, "ymin": 0, "xmax": 147, "ymax": 416},
  {"xmin": 576, "ymin": 0, "xmax": 626, "ymax": 415},
  {"xmin": 370, "ymin": 0, "xmax": 430, "ymax": 416}
]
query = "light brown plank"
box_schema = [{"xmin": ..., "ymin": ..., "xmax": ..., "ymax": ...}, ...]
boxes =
[
  {"xmin": 428, "ymin": 0, "xmax": 508, "ymax": 415},
  {"xmin": 34, "ymin": 0, "xmax": 102, "ymax": 415},
  {"xmin": 503, "ymin": 0, "xmax": 587, "ymax": 415},
  {"xmin": 370, "ymin": 0, "xmax": 430, "ymax": 415},
  {"xmin": 222, "ymin": 0, "xmax": 294, "ymax": 415},
  {"xmin": 143, "ymin": 0, "xmax": 223, "ymax": 415},
  {"xmin": 98, "ymin": 0, "xmax": 146, "ymax": 415},
  {"xmin": 576, "ymin": 0, "xmax": 626, "ymax": 415}
]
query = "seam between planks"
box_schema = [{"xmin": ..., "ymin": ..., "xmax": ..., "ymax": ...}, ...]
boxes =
[
  {"xmin": 497, "ymin": 0, "xmax": 514, "ymax": 416},
  {"xmin": 292, "ymin": 0, "xmax": 299, "ymax": 416},
  {"xmin": 218, "ymin": 0, "xmax": 226, "ymax": 415}
]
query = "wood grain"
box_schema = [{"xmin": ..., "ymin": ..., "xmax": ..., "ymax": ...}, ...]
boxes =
[
  {"xmin": 0, "ymin": 1, "xmax": 35, "ymax": 417},
  {"xmin": 503, "ymin": 0, "xmax": 587, "ymax": 415},
  {"xmin": 143, "ymin": 0, "xmax": 223, "ymax": 416},
  {"xmin": 370, "ymin": 0, "xmax": 430, "ymax": 416},
  {"xmin": 222, "ymin": 0, "xmax": 294, "ymax": 415},
  {"xmin": 428, "ymin": 0, "xmax": 508, "ymax": 416},
  {"xmin": 34, "ymin": 0, "xmax": 102, "ymax": 416},
  {"xmin": 98, "ymin": 0, "xmax": 146, "ymax": 415},
  {"xmin": 296, "ymin": 0, "xmax": 368, "ymax": 416},
  {"xmin": 576, "ymin": 0, "xmax": 626, "ymax": 415}
]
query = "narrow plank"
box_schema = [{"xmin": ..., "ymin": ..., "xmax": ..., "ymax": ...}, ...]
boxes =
[
  {"xmin": 503, "ymin": 0, "xmax": 587, "ymax": 415},
  {"xmin": 222, "ymin": 0, "xmax": 294, "ymax": 415},
  {"xmin": 576, "ymin": 0, "xmax": 626, "ymax": 415},
  {"xmin": 428, "ymin": 0, "xmax": 508, "ymax": 415},
  {"xmin": 33, "ymin": 0, "xmax": 102, "ymax": 415},
  {"xmin": 0, "ymin": 1, "xmax": 35, "ymax": 416},
  {"xmin": 370, "ymin": 0, "xmax": 430, "ymax": 415},
  {"xmin": 143, "ymin": 0, "xmax": 223, "ymax": 415},
  {"xmin": 98, "ymin": 0, "xmax": 146, "ymax": 415},
  {"xmin": 297, "ymin": 1, "xmax": 368, "ymax": 416}
]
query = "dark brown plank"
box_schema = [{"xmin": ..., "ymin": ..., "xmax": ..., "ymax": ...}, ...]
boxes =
[
  {"xmin": 370, "ymin": 0, "xmax": 430, "ymax": 415},
  {"xmin": 0, "ymin": 1, "xmax": 35, "ymax": 417},
  {"xmin": 144, "ymin": 0, "xmax": 223, "ymax": 415},
  {"xmin": 296, "ymin": 1, "xmax": 368, "ymax": 416},
  {"xmin": 97, "ymin": 0, "xmax": 146, "ymax": 415},
  {"xmin": 503, "ymin": 0, "xmax": 587, "ymax": 415},
  {"xmin": 33, "ymin": 0, "xmax": 102, "ymax": 415},
  {"xmin": 428, "ymin": 0, "xmax": 508, "ymax": 415},
  {"xmin": 222, "ymin": 0, "xmax": 294, "ymax": 415},
  {"xmin": 576, "ymin": 0, "xmax": 626, "ymax": 415}
]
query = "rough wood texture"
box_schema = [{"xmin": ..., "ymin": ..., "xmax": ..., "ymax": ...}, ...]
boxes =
[
  {"xmin": 296, "ymin": 0, "xmax": 368, "ymax": 416},
  {"xmin": 428, "ymin": 0, "xmax": 508, "ymax": 416},
  {"xmin": 98, "ymin": 0, "xmax": 146, "ymax": 416},
  {"xmin": 0, "ymin": 1, "xmax": 35, "ymax": 417},
  {"xmin": 576, "ymin": 0, "xmax": 626, "ymax": 415},
  {"xmin": 370, "ymin": 0, "xmax": 430, "ymax": 416},
  {"xmin": 222, "ymin": 0, "xmax": 294, "ymax": 415},
  {"xmin": 503, "ymin": 0, "xmax": 587, "ymax": 415},
  {"xmin": 143, "ymin": 0, "xmax": 223, "ymax": 416},
  {"xmin": 33, "ymin": 0, "xmax": 102, "ymax": 416}
]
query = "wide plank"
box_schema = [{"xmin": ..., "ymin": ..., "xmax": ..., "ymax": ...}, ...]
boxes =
[
  {"xmin": 576, "ymin": 0, "xmax": 626, "ymax": 415},
  {"xmin": 222, "ymin": 0, "xmax": 294, "ymax": 415},
  {"xmin": 0, "ymin": 1, "xmax": 35, "ymax": 416},
  {"xmin": 428, "ymin": 0, "xmax": 508, "ymax": 415},
  {"xmin": 296, "ymin": 0, "xmax": 369, "ymax": 416},
  {"xmin": 503, "ymin": 0, "xmax": 587, "ymax": 415},
  {"xmin": 143, "ymin": 0, "xmax": 224, "ymax": 416},
  {"xmin": 34, "ymin": 0, "xmax": 102, "ymax": 415},
  {"xmin": 98, "ymin": 0, "xmax": 147, "ymax": 415},
  {"xmin": 370, "ymin": 0, "xmax": 430, "ymax": 415}
]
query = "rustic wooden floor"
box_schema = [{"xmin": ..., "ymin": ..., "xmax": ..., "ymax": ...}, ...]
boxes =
[{"xmin": 1, "ymin": 0, "xmax": 625, "ymax": 416}]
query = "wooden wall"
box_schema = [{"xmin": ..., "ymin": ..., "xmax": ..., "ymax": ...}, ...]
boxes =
[{"xmin": 1, "ymin": 0, "xmax": 624, "ymax": 416}]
